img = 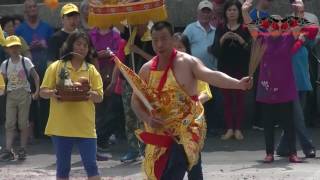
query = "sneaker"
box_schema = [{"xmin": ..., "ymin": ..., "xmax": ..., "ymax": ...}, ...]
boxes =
[
  {"xmin": 252, "ymin": 125, "xmax": 264, "ymax": 131},
  {"xmin": 0, "ymin": 149, "xmax": 15, "ymax": 162},
  {"xmin": 108, "ymin": 134, "xmax": 117, "ymax": 145},
  {"xmin": 17, "ymin": 148, "xmax": 27, "ymax": 160},
  {"xmin": 120, "ymin": 151, "xmax": 140, "ymax": 163},
  {"xmin": 305, "ymin": 149, "xmax": 316, "ymax": 158},
  {"xmin": 263, "ymin": 154, "xmax": 274, "ymax": 163},
  {"xmin": 96, "ymin": 151, "xmax": 112, "ymax": 161},
  {"xmin": 289, "ymin": 154, "xmax": 303, "ymax": 163},
  {"xmin": 97, "ymin": 144, "xmax": 110, "ymax": 153}
]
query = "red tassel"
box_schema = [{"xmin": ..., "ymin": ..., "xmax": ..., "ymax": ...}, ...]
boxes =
[
  {"xmin": 271, "ymin": 22, "xmax": 280, "ymax": 30},
  {"xmin": 281, "ymin": 22, "xmax": 289, "ymax": 30},
  {"xmin": 290, "ymin": 19, "xmax": 298, "ymax": 28},
  {"xmin": 261, "ymin": 19, "xmax": 270, "ymax": 29}
]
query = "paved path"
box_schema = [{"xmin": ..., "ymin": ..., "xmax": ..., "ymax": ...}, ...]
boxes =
[{"xmin": 0, "ymin": 129, "xmax": 320, "ymax": 180}]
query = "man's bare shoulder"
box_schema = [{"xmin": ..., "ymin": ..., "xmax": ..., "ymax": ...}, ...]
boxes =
[
  {"xmin": 139, "ymin": 60, "xmax": 152, "ymax": 74},
  {"xmin": 176, "ymin": 51, "xmax": 202, "ymax": 65},
  {"xmin": 138, "ymin": 60, "xmax": 152, "ymax": 81}
]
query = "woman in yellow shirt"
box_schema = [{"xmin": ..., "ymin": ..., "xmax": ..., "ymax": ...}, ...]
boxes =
[{"xmin": 40, "ymin": 31, "xmax": 103, "ymax": 180}]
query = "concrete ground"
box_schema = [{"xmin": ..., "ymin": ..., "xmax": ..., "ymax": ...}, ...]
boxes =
[{"xmin": 0, "ymin": 129, "xmax": 320, "ymax": 180}]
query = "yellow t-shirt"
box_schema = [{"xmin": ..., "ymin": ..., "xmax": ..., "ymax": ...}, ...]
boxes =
[
  {"xmin": 197, "ymin": 80, "xmax": 212, "ymax": 100},
  {"xmin": 41, "ymin": 60, "xmax": 103, "ymax": 138},
  {"xmin": 0, "ymin": 74, "xmax": 5, "ymax": 95}
]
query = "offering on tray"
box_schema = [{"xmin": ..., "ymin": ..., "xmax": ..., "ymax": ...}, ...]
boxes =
[{"xmin": 56, "ymin": 67, "xmax": 90, "ymax": 101}]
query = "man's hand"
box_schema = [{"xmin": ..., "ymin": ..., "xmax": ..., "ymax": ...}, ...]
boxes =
[
  {"xmin": 145, "ymin": 115, "xmax": 164, "ymax": 129},
  {"xmin": 129, "ymin": 44, "xmax": 143, "ymax": 55},
  {"xmin": 238, "ymin": 76, "xmax": 253, "ymax": 90},
  {"xmin": 292, "ymin": 0, "xmax": 304, "ymax": 13},
  {"xmin": 242, "ymin": 0, "xmax": 253, "ymax": 12}
]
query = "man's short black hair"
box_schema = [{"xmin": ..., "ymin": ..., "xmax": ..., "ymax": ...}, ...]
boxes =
[{"xmin": 151, "ymin": 21, "xmax": 174, "ymax": 36}]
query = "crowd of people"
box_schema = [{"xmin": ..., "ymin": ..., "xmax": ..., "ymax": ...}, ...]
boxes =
[{"xmin": 0, "ymin": 0, "xmax": 319, "ymax": 179}]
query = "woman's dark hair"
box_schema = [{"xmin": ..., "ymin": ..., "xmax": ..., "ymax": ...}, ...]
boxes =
[
  {"xmin": 0, "ymin": 16, "xmax": 14, "ymax": 29},
  {"xmin": 12, "ymin": 14, "xmax": 24, "ymax": 24},
  {"xmin": 223, "ymin": 0, "xmax": 243, "ymax": 24},
  {"xmin": 60, "ymin": 31, "xmax": 96, "ymax": 63},
  {"xmin": 173, "ymin": 32, "xmax": 191, "ymax": 54}
]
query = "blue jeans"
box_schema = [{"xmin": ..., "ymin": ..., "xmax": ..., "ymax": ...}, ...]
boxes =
[
  {"xmin": 277, "ymin": 92, "xmax": 315, "ymax": 155},
  {"xmin": 51, "ymin": 136, "xmax": 99, "ymax": 178}
]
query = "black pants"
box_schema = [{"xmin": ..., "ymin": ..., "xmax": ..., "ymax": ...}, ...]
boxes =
[
  {"xmin": 161, "ymin": 143, "xmax": 203, "ymax": 180},
  {"xmin": 96, "ymin": 93, "xmax": 124, "ymax": 147},
  {"xmin": 188, "ymin": 155, "xmax": 203, "ymax": 180},
  {"xmin": 260, "ymin": 102, "xmax": 296, "ymax": 155}
]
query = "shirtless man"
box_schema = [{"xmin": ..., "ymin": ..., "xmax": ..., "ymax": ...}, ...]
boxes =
[{"xmin": 131, "ymin": 21, "xmax": 252, "ymax": 180}]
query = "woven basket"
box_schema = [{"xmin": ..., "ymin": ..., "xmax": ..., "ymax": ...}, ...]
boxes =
[{"xmin": 56, "ymin": 84, "xmax": 90, "ymax": 101}]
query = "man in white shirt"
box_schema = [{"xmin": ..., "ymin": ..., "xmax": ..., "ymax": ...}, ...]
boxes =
[{"xmin": 183, "ymin": 0, "xmax": 217, "ymax": 70}]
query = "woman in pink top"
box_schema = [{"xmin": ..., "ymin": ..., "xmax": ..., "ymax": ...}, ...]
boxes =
[
  {"xmin": 89, "ymin": 27, "xmax": 125, "ymax": 159},
  {"xmin": 242, "ymin": 0, "xmax": 318, "ymax": 163}
]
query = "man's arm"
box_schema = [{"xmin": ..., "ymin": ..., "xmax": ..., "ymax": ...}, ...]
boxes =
[
  {"xmin": 131, "ymin": 63, "xmax": 163, "ymax": 128},
  {"xmin": 242, "ymin": 0, "xmax": 259, "ymax": 40},
  {"xmin": 191, "ymin": 56, "xmax": 252, "ymax": 90},
  {"xmin": 105, "ymin": 65, "xmax": 120, "ymax": 96},
  {"xmin": 130, "ymin": 44, "xmax": 153, "ymax": 61}
]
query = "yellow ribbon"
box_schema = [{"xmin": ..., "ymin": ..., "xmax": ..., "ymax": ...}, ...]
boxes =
[
  {"xmin": 124, "ymin": 26, "xmax": 152, "ymax": 56},
  {"xmin": 124, "ymin": 27, "xmax": 137, "ymax": 56}
]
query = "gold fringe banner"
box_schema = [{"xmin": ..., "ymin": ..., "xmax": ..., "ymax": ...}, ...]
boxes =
[{"xmin": 88, "ymin": 0, "xmax": 168, "ymax": 28}]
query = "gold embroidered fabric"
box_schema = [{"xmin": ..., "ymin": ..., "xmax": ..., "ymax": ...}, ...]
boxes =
[
  {"xmin": 138, "ymin": 70, "xmax": 207, "ymax": 180},
  {"xmin": 113, "ymin": 56, "xmax": 206, "ymax": 180}
]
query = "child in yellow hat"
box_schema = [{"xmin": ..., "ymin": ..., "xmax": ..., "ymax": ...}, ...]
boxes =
[{"xmin": 0, "ymin": 35, "xmax": 40, "ymax": 161}]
